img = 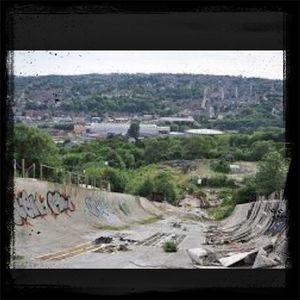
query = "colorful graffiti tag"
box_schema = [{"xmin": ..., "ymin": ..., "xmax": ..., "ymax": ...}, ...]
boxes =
[{"xmin": 14, "ymin": 190, "xmax": 75, "ymax": 226}]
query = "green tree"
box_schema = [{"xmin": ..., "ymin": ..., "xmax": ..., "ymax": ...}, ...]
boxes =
[
  {"xmin": 233, "ymin": 177, "xmax": 257, "ymax": 204},
  {"xmin": 14, "ymin": 124, "xmax": 61, "ymax": 167},
  {"xmin": 250, "ymin": 140, "xmax": 276, "ymax": 161},
  {"xmin": 210, "ymin": 159, "xmax": 231, "ymax": 173},
  {"xmin": 62, "ymin": 153, "xmax": 84, "ymax": 171},
  {"xmin": 127, "ymin": 122, "xmax": 140, "ymax": 139},
  {"xmin": 137, "ymin": 177, "xmax": 154, "ymax": 198},
  {"xmin": 255, "ymin": 151, "xmax": 288, "ymax": 196},
  {"xmin": 106, "ymin": 150, "xmax": 126, "ymax": 169},
  {"xmin": 153, "ymin": 172, "xmax": 178, "ymax": 204}
]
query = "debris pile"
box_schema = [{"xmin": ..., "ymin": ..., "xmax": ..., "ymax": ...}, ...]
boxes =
[
  {"xmin": 93, "ymin": 234, "xmax": 136, "ymax": 253},
  {"xmin": 187, "ymin": 200, "xmax": 289, "ymax": 268}
]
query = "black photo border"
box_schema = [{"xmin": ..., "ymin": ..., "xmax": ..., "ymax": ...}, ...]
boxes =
[{"xmin": 1, "ymin": 1, "xmax": 299, "ymax": 299}]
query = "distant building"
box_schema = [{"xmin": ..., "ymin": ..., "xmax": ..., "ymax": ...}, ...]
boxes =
[
  {"xmin": 91, "ymin": 117, "xmax": 102, "ymax": 123},
  {"xmin": 87, "ymin": 122, "xmax": 170, "ymax": 138},
  {"xmin": 185, "ymin": 129, "xmax": 223, "ymax": 135},
  {"xmin": 53, "ymin": 116, "xmax": 73, "ymax": 124},
  {"xmin": 158, "ymin": 116, "xmax": 195, "ymax": 124},
  {"xmin": 114, "ymin": 117, "xmax": 130, "ymax": 123}
]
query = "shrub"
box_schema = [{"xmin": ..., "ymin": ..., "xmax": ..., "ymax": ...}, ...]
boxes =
[
  {"xmin": 255, "ymin": 151, "xmax": 288, "ymax": 196},
  {"xmin": 201, "ymin": 175, "xmax": 236, "ymax": 188},
  {"xmin": 232, "ymin": 179, "xmax": 257, "ymax": 204},
  {"xmin": 137, "ymin": 177, "xmax": 154, "ymax": 198},
  {"xmin": 210, "ymin": 159, "xmax": 231, "ymax": 173},
  {"xmin": 163, "ymin": 240, "xmax": 177, "ymax": 252}
]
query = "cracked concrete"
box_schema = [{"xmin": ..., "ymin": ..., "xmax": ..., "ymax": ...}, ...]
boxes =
[{"xmin": 11, "ymin": 178, "xmax": 288, "ymax": 269}]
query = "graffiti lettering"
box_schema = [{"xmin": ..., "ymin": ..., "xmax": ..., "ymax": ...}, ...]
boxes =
[
  {"xmin": 47, "ymin": 191, "xmax": 75, "ymax": 216},
  {"xmin": 85, "ymin": 197, "xmax": 110, "ymax": 218},
  {"xmin": 14, "ymin": 190, "xmax": 75, "ymax": 226},
  {"xmin": 119, "ymin": 203, "xmax": 130, "ymax": 215}
]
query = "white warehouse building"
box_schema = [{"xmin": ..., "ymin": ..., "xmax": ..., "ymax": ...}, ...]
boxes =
[{"xmin": 87, "ymin": 122, "xmax": 170, "ymax": 137}]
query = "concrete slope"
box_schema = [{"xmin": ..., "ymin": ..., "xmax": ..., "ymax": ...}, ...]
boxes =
[
  {"xmin": 12, "ymin": 178, "xmax": 166, "ymax": 259},
  {"xmin": 203, "ymin": 200, "xmax": 288, "ymax": 268}
]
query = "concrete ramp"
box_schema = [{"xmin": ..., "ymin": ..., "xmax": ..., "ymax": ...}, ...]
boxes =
[
  {"xmin": 203, "ymin": 200, "xmax": 289, "ymax": 268},
  {"xmin": 12, "ymin": 178, "xmax": 166, "ymax": 260}
]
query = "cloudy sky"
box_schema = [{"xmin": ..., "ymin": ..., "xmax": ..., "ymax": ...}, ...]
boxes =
[{"xmin": 11, "ymin": 51, "xmax": 283, "ymax": 80}]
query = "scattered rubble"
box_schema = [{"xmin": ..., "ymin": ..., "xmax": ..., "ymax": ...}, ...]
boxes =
[
  {"xmin": 94, "ymin": 236, "xmax": 113, "ymax": 244},
  {"xmin": 187, "ymin": 200, "xmax": 288, "ymax": 268},
  {"xmin": 172, "ymin": 222, "xmax": 182, "ymax": 228},
  {"xmin": 186, "ymin": 247, "xmax": 219, "ymax": 266},
  {"xmin": 218, "ymin": 250, "xmax": 258, "ymax": 267},
  {"xmin": 252, "ymin": 248, "xmax": 279, "ymax": 269}
]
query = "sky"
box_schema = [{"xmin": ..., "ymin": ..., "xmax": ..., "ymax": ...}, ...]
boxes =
[{"xmin": 11, "ymin": 51, "xmax": 284, "ymax": 80}]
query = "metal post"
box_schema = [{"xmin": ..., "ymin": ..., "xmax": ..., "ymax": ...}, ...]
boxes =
[
  {"xmin": 107, "ymin": 182, "xmax": 111, "ymax": 192},
  {"xmin": 22, "ymin": 159, "xmax": 25, "ymax": 178},
  {"xmin": 32, "ymin": 163, "xmax": 36, "ymax": 179},
  {"xmin": 77, "ymin": 174, "xmax": 80, "ymax": 186},
  {"xmin": 40, "ymin": 164, "xmax": 43, "ymax": 180},
  {"xmin": 69, "ymin": 172, "xmax": 72, "ymax": 184}
]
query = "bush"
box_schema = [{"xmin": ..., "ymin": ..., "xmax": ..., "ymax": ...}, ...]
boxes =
[
  {"xmin": 232, "ymin": 179, "xmax": 257, "ymax": 204},
  {"xmin": 218, "ymin": 189, "xmax": 235, "ymax": 205},
  {"xmin": 210, "ymin": 159, "xmax": 231, "ymax": 173},
  {"xmin": 137, "ymin": 177, "xmax": 154, "ymax": 198},
  {"xmin": 163, "ymin": 240, "xmax": 177, "ymax": 252},
  {"xmin": 208, "ymin": 205, "xmax": 235, "ymax": 220},
  {"xmin": 101, "ymin": 168, "xmax": 128, "ymax": 193},
  {"xmin": 201, "ymin": 175, "xmax": 236, "ymax": 188},
  {"xmin": 255, "ymin": 151, "xmax": 288, "ymax": 196}
]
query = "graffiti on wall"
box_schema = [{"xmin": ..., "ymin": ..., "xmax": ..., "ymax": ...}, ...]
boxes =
[
  {"xmin": 119, "ymin": 203, "xmax": 130, "ymax": 216},
  {"xmin": 14, "ymin": 190, "xmax": 75, "ymax": 226},
  {"xmin": 85, "ymin": 197, "xmax": 111, "ymax": 218}
]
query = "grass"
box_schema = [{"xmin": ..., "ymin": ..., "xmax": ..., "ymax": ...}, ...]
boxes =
[
  {"xmin": 95, "ymin": 224, "xmax": 130, "ymax": 231},
  {"xmin": 163, "ymin": 240, "xmax": 178, "ymax": 252},
  {"xmin": 207, "ymin": 204, "xmax": 235, "ymax": 220},
  {"xmin": 12, "ymin": 255, "xmax": 24, "ymax": 261},
  {"xmin": 137, "ymin": 216, "xmax": 162, "ymax": 225}
]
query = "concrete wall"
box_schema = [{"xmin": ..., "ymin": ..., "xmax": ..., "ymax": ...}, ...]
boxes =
[
  {"xmin": 12, "ymin": 178, "xmax": 164, "ymax": 258},
  {"xmin": 14, "ymin": 178, "xmax": 164, "ymax": 228}
]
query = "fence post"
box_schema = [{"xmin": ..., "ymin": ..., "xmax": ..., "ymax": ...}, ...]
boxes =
[
  {"xmin": 77, "ymin": 174, "xmax": 80, "ymax": 186},
  {"xmin": 22, "ymin": 159, "xmax": 25, "ymax": 178},
  {"xmin": 13, "ymin": 159, "xmax": 16, "ymax": 177},
  {"xmin": 40, "ymin": 164, "xmax": 43, "ymax": 180},
  {"xmin": 33, "ymin": 163, "xmax": 36, "ymax": 179},
  {"xmin": 69, "ymin": 172, "xmax": 72, "ymax": 184},
  {"xmin": 85, "ymin": 175, "xmax": 88, "ymax": 188},
  {"xmin": 107, "ymin": 182, "xmax": 111, "ymax": 192}
]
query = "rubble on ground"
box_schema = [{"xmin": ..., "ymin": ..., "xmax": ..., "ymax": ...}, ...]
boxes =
[{"xmin": 186, "ymin": 200, "xmax": 289, "ymax": 268}]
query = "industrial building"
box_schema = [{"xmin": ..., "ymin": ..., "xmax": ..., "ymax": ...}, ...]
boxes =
[{"xmin": 86, "ymin": 122, "xmax": 170, "ymax": 137}]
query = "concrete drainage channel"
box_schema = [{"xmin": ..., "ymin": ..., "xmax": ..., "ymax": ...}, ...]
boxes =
[{"xmin": 36, "ymin": 232, "xmax": 186, "ymax": 262}]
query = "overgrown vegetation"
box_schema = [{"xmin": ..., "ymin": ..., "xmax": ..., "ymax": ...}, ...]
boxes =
[
  {"xmin": 14, "ymin": 74, "xmax": 283, "ymax": 128},
  {"xmin": 14, "ymin": 124, "xmax": 289, "ymax": 207},
  {"xmin": 208, "ymin": 189, "xmax": 236, "ymax": 220},
  {"xmin": 163, "ymin": 240, "xmax": 178, "ymax": 252}
]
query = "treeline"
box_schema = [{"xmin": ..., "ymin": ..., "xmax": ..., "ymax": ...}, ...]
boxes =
[
  {"xmin": 59, "ymin": 128, "xmax": 285, "ymax": 172},
  {"xmin": 13, "ymin": 124, "xmax": 288, "ymax": 206}
]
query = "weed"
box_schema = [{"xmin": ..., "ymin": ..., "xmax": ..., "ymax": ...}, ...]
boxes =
[{"xmin": 163, "ymin": 240, "xmax": 177, "ymax": 252}]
